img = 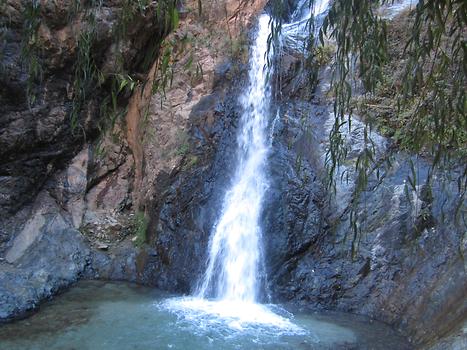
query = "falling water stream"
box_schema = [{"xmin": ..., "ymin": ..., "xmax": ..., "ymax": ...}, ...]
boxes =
[
  {"xmin": 160, "ymin": 13, "xmax": 303, "ymax": 334},
  {"xmin": 160, "ymin": 2, "xmax": 335, "ymax": 332},
  {"xmin": 197, "ymin": 14, "xmax": 271, "ymax": 303}
]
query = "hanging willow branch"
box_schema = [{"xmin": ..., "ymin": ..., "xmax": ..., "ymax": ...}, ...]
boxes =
[
  {"xmin": 269, "ymin": 0, "xmax": 466, "ymax": 251},
  {"xmin": 319, "ymin": 0, "xmax": 466, "ymax": 188}
]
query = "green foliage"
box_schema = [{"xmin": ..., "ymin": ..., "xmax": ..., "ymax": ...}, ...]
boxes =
[
  {"xmin": 17, "ymin": 0, "xmax": 180, "ymax": 134},
  {"xmin": 351, "ymin": 1, "xmax": 463, "ymax": 246},
  {"xmin": 133, "ymin": 211, "xmax": 148, "ymax": 247},
  {"xmin": 269, "ymin": 0, "xmax": 466, "ymax": 251},
  {"xmin": 145, "ymin": 2, "xmax": 181, "ymax": 100},
  {"xmin": 174, "ymin": 130, "xmax": 191, "ymax": 156},
  {"xmin": 319, "ymin": 0, "xmax": 388, "ymax": 194},
  {"xmin": 317, "ymin": 0, "xmax": 466, "ymax": 189},
  {"xmin": 71, "ymin": 27, "xmax": 99, "ymax": 131},
  {"xmin": 186, "ymin": 155, "xmax": 199, "ymax": 168},
  {"xmin": 71, "ymin": 1, "xmax": 180, "ymax": 133},
  {"xmin": 114, "ymin": 0, "xmax": 151, "ymax": 40},
  {"xmin": 21, "ymin": 0, "xmax": 42, "ymax": 106},
  {"xmin": 312, "ymin": 44, "xmax": 334, "ymax": 67},
  {"xmin": 399, "ymin": 0, "xmax": 466, "ymax": 164},
  {"xmin": 152, "ymin": 39, "xmax": 175, "ymax": 98},
  {"xmin": 176, "ymin": 143, "xmax": 190, "ymax": 156},
  {"xmin": 226, "ymin": 32, "xmax": 249, "ymax": 61}
]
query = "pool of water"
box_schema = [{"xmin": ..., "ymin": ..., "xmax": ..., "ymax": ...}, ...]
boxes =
[{"xmin": 0, "ymin": 281, "xmax": 412, "ymax": 350}]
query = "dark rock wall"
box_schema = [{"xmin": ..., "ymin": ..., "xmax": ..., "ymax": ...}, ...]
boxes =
[
  {"xmin": 138, "ymin": 63, "xmax": 248, "ymax": 293},
  {"xmin": 0, "ymin": 0, "xmax": 165, "ymax": 225},
  {"xmin": 263, "ymin": 44, "xmax": 466, "ymax": 347},
  {"xmin": 0, "ymin": 0, "xmax": 267, "ymax": 321},
  {"xmin": 0, "ymin": 0, "xmax": 170, "ymax": 321}
]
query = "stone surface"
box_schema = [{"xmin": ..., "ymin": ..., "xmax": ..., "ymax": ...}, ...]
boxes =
[
  {"xmin": 0, "ymin": 192, "xmax": 93, "ymax": 321},
  {"xmin": 259, "ymin": 22, "xmax": 466, "ymax": 348},
  {"xmin": 0, "ymin": 0, "xmax": 166, "ymax": 221}
]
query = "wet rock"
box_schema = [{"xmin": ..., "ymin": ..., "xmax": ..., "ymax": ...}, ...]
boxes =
[
  {"xmin": 0, "ymin": 192, "xmax": 93, "ymax": 321},
  {"xmin": 96, "ymin": 243, "xmax": 109, "ymax": 251},
  {"xmin": 0, "ymin": 0, "xmax": 166, "ymax": 223},
  {"xmin": 266, "ymin": 46, "xmax": 466, "ymax": 348},
  {"xmin": 0, "ymin": 0, "xmax": 267, "ymax": 322}
]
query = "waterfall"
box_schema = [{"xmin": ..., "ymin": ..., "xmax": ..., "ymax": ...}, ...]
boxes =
[
  {"xmin": 160, "ymin": 5, "xmax": 328, "ymax": 333},
  {"xmin": 197, "ymin": 2, "xmax": 331, "ymax": 302},
  {"xmin": 197, "ymin": 14, "xmax": 272, "ymax": 302}
]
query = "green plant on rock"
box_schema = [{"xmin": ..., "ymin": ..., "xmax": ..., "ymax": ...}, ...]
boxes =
[
  {"xmin": 114, "ymin": 0, "xmax": 152, "ymax": 41},
  {"xmin": 316, "ymin": 0, "xmax": 466, "ymax": 188},
  {"xmin": 312, "ymin": 44, "xmax": 334, "ymax": 67},
  {"xmin": 185, "ymin": 155, "xmax": 199, "ymax": 169},
  {"xmin": 174, "ymin": 130, "xmax": 191, "ymax": 157},
  {"xmin": 106, "ymin": 73, "xmax": 139, "ymax": 129},
  {"xmin": 70, "ymin": 0, "xmax": 181, "ymax": 133},
  {"xmin": 268, "ymin": 0, "xmax": 466, "ymax": 253},
  {"xmin": 227, "ymin": 32, "xmax": 249, "ymax": 61},
  {"xmin": 152, "ymin": 39, "xmax": 175, "ymax": 99},
  {"xmin": 133, "ymin": 211, "xmax": 148, "ymax": 247},
  {"xmin": 71, "ymin": 27, "xmax": 99, "ymax": 131},
  {"xmin": 20, "ymin": 0, "xmax": 42, "ymax": 106}
]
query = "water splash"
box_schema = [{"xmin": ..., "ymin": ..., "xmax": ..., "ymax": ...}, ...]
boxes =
[{"xmin": 161, "ymin": 297, "xmax": 306, "ymax": 335}]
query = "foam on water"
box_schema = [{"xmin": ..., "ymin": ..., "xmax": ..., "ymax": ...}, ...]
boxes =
[{"xmin": 160, "ymin": 297, "xmax": 306, "ymax": 335}]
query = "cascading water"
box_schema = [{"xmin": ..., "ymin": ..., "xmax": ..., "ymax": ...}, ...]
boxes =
[
  {"xmin": 196, "ymin": 14, "xmax": 271, "ymax": 303},
  {"xmin": 161, "ymin": 14, "xmax": 302, "ymax": 333},
  {"xmin": 160, "ymin": 13, "xmax": 304, "ymax": 333},
  {"xmin": 282, "ymin": 0, "xmax": 330, "ymax": 50},
  {"xmin": 160, "ymin": 3, "xmax": 330, "ymax": 335}
]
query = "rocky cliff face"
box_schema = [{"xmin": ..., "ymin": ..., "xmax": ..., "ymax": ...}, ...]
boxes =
[
  {"xmin": 0, "ymin": 0, "xmax": 170, "ymax": 223},
  {"xmin": 264, "ymin": 68, "xmax": 466, "ymax": 348},
  {"xmin": 0, "ymin": 0, "xmax": 266, "ymax": 321},
  {"xmin": 0, "ymin": 0, "xmax": 171, "ymax": 320},
  {"xmin": 258, "ymin": 8, "xmax": 466, "ymax": 349}
]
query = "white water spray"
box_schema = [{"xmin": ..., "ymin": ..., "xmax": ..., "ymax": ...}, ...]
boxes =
[{"xmin": 197, "ymin": 14, "xmax": 271, "ymax": 303}]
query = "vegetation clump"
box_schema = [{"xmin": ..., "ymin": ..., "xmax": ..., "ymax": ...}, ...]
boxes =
[
  {"xmin": 21, "ymin": 0, "xmax": 42, "ymax": 106},
  {"xmin": 316, "ymin": 0, "xmax": 466, "ymax": 188},
  {"xmin": 133, "ymin": 211, "xmax": 148, "ymax": 247},
  {"xmin": 18, "ymin": 0, "xmax": 180, "ymax": 134},
  {"xmin": 269, "ymin": 0, "xmax": 466, "ymax": 253}
]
